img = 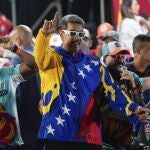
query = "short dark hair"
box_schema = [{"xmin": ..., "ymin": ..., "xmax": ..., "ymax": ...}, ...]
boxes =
[
  {"xmin": 58, "ymin": 14, "xmax": 85, "ymax": 29},
  {"xmin": 121, "ymin": 0, "xmax": 134, "ymax": 19},
  {"xmin": 132, "ymin": 34, "xmax": 150, "ymax": 52}
]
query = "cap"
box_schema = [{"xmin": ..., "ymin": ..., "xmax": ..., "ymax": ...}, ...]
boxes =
[
  {"xmin": 96, "ymin": 22, "xmax": 113, "ymax": 39},
  {"xmin": 102, "ymin": 30, "xmax": 119, "ymax": 41},
  {"xmin": 102, "ymin": 41, "xmax": 130, "ymax": 57},
  {"xmin": 49, "ymin": 33, "xmax": 62, "ymax": 47}
]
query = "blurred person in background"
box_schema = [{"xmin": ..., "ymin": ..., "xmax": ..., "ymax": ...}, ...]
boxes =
[
  {"xmin": 80, "ymin": 28, "xmax": 92, "ymax": 53},
  {"xmin": 90, "ymin": 29, "xmax": 120, "ymax": 58},
  {"xmin": 89, "ymin": 22, "xmax": 113, "ymax": 57},
  {"xmin": 49, "ymin": 33, "xmax": 62, "ymax": 48},
  {"xmin": 0, "ymin": 12, "xmax": 13, "ymax": 36},
  {"xmin": 1, "ymin": 25, "xmax": 41, "ymax": 150},
  {"xmin": 0, "ymin": 35, "xmax": 38, "ymax": 150},
  {"xmin": 99, "ymin": 41, "xmax": 144, "ymax": 149},
  {"xmin": 126, "ymin": 34, "xmax": 150, "ymax": 148},
  {"xmin": 118, "ymin": 0, "xmax": 150, "ymax": 56},
  {"xmin": 127, "ymin": 34, "xmax": 150, "ymax": 105}
]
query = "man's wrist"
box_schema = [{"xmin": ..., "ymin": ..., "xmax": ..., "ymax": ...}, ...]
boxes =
[
  {"xmin": 11, "ymin": 45, "xmax": 21, "ymax": 55},
  {"xmin": 41, "ymin": 28, "xmax": 50, "ymax": 36}
]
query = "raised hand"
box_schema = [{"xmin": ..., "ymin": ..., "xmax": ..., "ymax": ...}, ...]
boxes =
[
  {"xmin": 135, "ymin": 106, "xmax": 150, "ymax": 123},
  {"xmin": 0, "ymin": 36, "xmax": 14, "ymax": 50},
  {"xmin": 42, "ymin": 12, "xmax": 58, "ymax": 35}
]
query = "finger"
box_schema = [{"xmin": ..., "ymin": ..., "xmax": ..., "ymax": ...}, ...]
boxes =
[
  {"xmin": 43, "ymin": 19, "xmax": 49, "ymax": 27},
  {"xmin": 141, "ymin": 108, "xmax": 150, "ymax": 114},
  {"xmin": 146, "ymin": 108, "xmax": 150, "ymax": 113},
  {"xmin": 53, "ymin": 12, "xmax": 58, "ymax": 22},
  {"xmin": 48, "ymin": 20, "xmax": 53, "ymax": 29},
  {"xmin": 138, "ymin": 114, "xmax": 147, "ymax": 123},
  {"xmin": 120, "ymin": 77, "xmax": 130, "ymax": 80},
  {"xmin": 53, "ymin": 12, "xmax": 58, "ymax": 27}
]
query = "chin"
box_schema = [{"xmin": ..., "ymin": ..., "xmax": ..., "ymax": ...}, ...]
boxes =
[{"xmin": 72, "ymin": 45, "xmax": 80, "ymax": 52}]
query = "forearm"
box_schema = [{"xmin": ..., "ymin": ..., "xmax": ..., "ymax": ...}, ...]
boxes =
[
  {"xmin": 100, "ymin": 65, "xmax": 139, "ymax": 117},
  {"xmin": 13, "ymin": 48, "xmax": 38, "ymax": 80},
  {"xmin": 34, "ymin": 29, "xmax": 51, "ymax": 70},
  {"xmin": 142, "ymin": 77, "xmax": 150, "ymax": 91},
  {"xmin": 18, "ymin": 49, "xmax": 37, "ymax": 71}
]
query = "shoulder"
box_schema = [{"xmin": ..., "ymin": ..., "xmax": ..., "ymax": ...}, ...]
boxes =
[{"xmin": 0, "ymin": 64, "xmax": 22, "ymax": 77}]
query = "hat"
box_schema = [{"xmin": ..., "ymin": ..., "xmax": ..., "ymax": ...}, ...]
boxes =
[
  {"xmin": 96, "ymin": 22, "xmax": 113, "ymax": 39},
  {"xmin": 102, "ymin": 30, "xmax": 119, "ymax": 41},
  {"xmin": 49, "ymin": 33, "xmax": 62, "ymax": 47},
  {"xmin": 102, "ymin": 41, "xmax": 130, "ymax": 57}
]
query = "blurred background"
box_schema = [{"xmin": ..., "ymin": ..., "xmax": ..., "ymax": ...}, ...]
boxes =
[{"xmin": 0, "ymin": 0, "xmax": 150, "ymax": 45}]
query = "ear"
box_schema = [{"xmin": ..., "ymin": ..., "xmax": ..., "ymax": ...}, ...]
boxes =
[
  {"xmin": 16, "ymin": 37, "xmax": 21, "ymax": 47},
  {"xmin": 59, "ymin": 31, "xmax": 64, "ymax": 41}
]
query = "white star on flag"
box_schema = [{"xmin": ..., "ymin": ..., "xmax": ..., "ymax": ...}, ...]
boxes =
[
  {"xmin": 83, "ymin": 64, "xmax": 92, "ymax": 72},
  {"xmin": 46, "ymin": 124, "xmax": 55, "ymax": 135},
  {"xmin": 55, "ymin": 115, "xmax": 65, "ymax": 126},
  {"xmin": 90, "ymin": 59, "xmax": 99, "ymax": 66},
  {"xmin": 62, "ymin": 105, "xmax": 71, "ymax": 116},
  {"xmin": 66, "ymin": 92, "xmax": 76, "ymax": 103},
  {"xmin": 71, "ymin": 82, "xmax": 76, "ymax": 89},
  {"xmin": 78, "ymin": 69, "xmax": 86, "ymax": 79}
]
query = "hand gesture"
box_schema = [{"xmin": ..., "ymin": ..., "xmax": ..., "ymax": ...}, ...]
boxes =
[
  {"xmin": 0, "ymin": 36, "xmax": 14, "ymax": 50},
  {"xmin": 42, "ymin": 12, "xmax": 58, "ymax": 35},
  {"xmin": 135, "ymin": 106, "xmax": 150, "ymax": 123},
  {"xmin": 120, "ymin": 70, "xmax": 136, "ymax": 87}
]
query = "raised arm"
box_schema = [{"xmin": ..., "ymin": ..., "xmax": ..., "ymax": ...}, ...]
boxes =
[
  {"xmin": 34, "ymin": 12, "xmax": 58, "ymax": 70},
  {"xmin": 0, "ymin": 36, "xmax": 38, "ymax": 80}
]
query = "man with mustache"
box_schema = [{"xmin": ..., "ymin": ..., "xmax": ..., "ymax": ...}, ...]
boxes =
[{"xmin": 34, "ymin": 12, "xmax": 150, "ymax": 150}]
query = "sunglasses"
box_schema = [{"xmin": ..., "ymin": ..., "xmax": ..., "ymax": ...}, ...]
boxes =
[{"xmin": 62, "ymin": 30, "xmax": 85, "ymax": 38}]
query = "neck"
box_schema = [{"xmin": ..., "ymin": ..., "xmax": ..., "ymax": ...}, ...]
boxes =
[
  {"xmin": 133, "ymin": 58, "xmax": 148, "ymax": 73},
  {"xmin": 62, "ymin": 44, "xmax": 77, "ymax": 53}
]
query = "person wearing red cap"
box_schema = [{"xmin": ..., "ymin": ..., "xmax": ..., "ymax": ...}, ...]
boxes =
[
  {"xmin": 96, "ymin": 23, "xmax": 113, "ymax": 39},
  {"xmin": 100, "ymin": 41, "xmax": 147, "ymax": 149},
  {"xmin": 89, "ymin": 28, "xmax": 120, "ymax": 58}
]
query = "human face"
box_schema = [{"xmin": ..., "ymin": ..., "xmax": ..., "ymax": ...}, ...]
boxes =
[
  {"xmin": 130, "ymin": 0, "xmax": 140, "ymax": 15},
  {"xmin": 60, "ymin": 23, "xmax": 84, "ymax": 53},
  {"xmin": 139, "ymin": 42, "xmax": 150, "ymax": 64},
  {"xmin": 105, "ymin": 54, "xmax": 125, "ymax": 67}
]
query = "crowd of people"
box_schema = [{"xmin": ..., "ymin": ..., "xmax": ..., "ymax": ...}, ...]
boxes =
[{"xmin": 0, "ymin": 0, "xmax": 150, "ymax": 150}]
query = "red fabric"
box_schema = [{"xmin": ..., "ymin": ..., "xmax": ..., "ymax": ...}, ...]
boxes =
[
  {"xmin": 137, "ymin": 0, "xmax": 150, "ymax": 17},
  {"xmin": 112, "ymin": 0, "xmax": 120, "ymax": 29},
  {"xmin": 0, "ymin": 109, "xmax": 16, "ymax": 143},
  {"xmin": 112, "ymin": 0, "xmax": 150, "ymax": 29},
  {"xmin": 78, "ymin": 96, "xmax": 102, "ymax": 145},
  {"xmin": 89, "ymin": 49, "xmax": 96, "ymax": 56},
  {"xmin": 0, "ymin": 14, "xmax": 13, "ymax": 36}
]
